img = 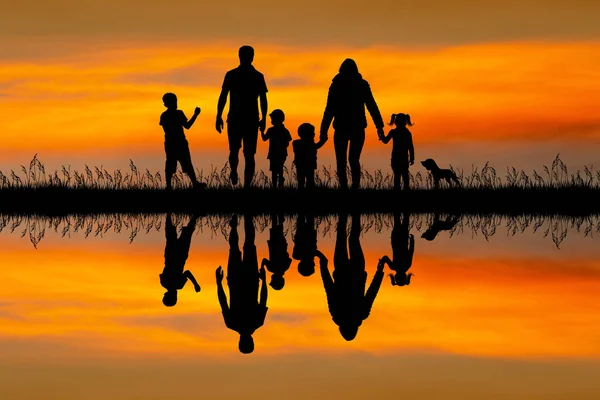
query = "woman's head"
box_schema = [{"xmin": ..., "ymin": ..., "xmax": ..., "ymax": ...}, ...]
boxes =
[
  {"xmin": 389, "ymin": 113, "xmax": 414, "ymax": 127},
  {"xmin": 339, "ymin": 58, "xmax": 360, "ymax": 76}
]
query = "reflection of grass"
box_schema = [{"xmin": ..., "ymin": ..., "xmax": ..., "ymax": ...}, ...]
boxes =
[
  {"xmin": 2, "ymin": 213, "xmax": 598, "ymax": 250},
  {"xmin": 1, "ymin": 154, "xmax": 598, "ymax": 190},
  {"xmin": 1, "ymin": 154, "xmax": 599, "ymax": 213}
]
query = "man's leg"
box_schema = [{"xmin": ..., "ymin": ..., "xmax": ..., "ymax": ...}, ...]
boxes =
[
  {"xmin": 242, "ymin": 129, "xmax": 259, "ymax": 188},
  {"xmin": 401, "ymin": 169, "xmax": 410, "ymax": 191},
  {"xmin": 227, "ymin": 125, "xmax": 242, "ymax": 185},
  {"xmin": 306, "ymin": 170, "xmax": 315, "ymax": 189},
  {"xmin": 348, "ymin": 129, "xmax": 366, "ymax": 189},
  {"xmin": 333, "ymin": 131, "xmax": 349, "ymax": 189}
]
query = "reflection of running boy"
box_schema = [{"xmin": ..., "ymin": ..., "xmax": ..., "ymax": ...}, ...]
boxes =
[
  {"xmin": 160, "ymin": 213, "xmax": 201, "ymax": 307},
  {"xmin": 159, "ymin": 93, "xmax": 206, "ymax": 190},
  {"xmin": 216, "ymin": 214, "xmax": 268, "ymax": 354},
  {"xmin": 261, "ymin": 213, "xmax": 292, "ymax": 290}
]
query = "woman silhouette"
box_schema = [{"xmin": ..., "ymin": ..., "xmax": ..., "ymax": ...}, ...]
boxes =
[{"xmin": 319, "ymin": 59, "xmax": 385, "ymax": 190}]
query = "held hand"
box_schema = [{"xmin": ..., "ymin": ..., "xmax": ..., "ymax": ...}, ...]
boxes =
[
  {"xmin": 319, "ymin": 131, "xmax": 328, "ymax": 144},
  {"xmin": 216, "ymin": 266, "xmax": 224, "ymax": 283},
  {"xmin": 377, "ymin": 127, "xmax": 385, "ymax": 139},
  {"xmin": 259, "ymin": 265, "xmax": 266, "ymax": 281},
  {"xmin": 216, "ymin": 116, "xmax": 224, "ymax": 134},
  {"xmin": 194, "ymin": 107, "xmax": 201, "ymax": 115},
  {"xmin": 259, "ymin": 119, "xmax": 266, "ymax": 134},
  {"xmin": 377, "ymin": 258, "xmax": 386, "ymax": 272}
]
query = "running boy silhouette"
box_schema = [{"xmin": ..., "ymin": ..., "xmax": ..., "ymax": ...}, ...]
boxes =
[
  {"xmin": 160, "ymin": 213, "xmax": 201, "ymax": 307},
  {"xmin": 380, "ymin": 113, "xmax": 415, "ymax": 191},
  {"xmin": 292, "ymin": 123, "xmax": 326, "ymax": 189},
  {"xmin": 159, "ymin": 93, "xmax": 206, "ymax": 190},
  {"xmin": 261, "ymin": 109, "xmax": 292, "ymax": 189}
]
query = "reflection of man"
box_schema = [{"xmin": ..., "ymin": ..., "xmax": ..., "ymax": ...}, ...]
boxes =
[
  {"xmin": 216, "ymin": 214, "xmax": 268, "ymax": 354},
  {"xmin": 262, "ymin": 213, "xmax": 292, "ymax": 290},
  {"xmin": 321, "ymin": 213, "xmax": 385, "ymax": 341},
  {"xmin": 216, "ymin": 45, "xmax": 269, "ymax": 188},
  {"xmin": 160, "ymin": 213, "xmax": 201, "ymax": 307},
  {"xmin": 382, "ymin": 212, "xmax": 414, "ymax": 287}
]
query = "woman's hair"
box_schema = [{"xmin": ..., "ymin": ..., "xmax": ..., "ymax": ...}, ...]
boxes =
[
  {"xmin": 389, "ymin": 113, "xmax": 414, "ymax": 127},
  {"xmin": 338, "ymin": 58, "xmax": 361, "ymax": 76}
]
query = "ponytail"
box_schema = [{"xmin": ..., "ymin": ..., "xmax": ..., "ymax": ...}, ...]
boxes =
[
  {"xmin": 406, "ymin": 114, "xmax": 414, "ymax": 127},
  {"xmin": 388, "ymin": 113, "xmax": 397, "ymax": 126}
]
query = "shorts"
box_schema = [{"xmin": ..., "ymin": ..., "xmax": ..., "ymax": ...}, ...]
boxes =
[
  {"xmin": 227, "ymin": 123, "xmax": 259, "ymax": 156},
  {"xmin": 164, "ymin": 140, "xmax": 193, "ymax": 173}
]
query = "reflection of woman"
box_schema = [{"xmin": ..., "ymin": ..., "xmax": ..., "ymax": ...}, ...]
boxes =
[{"xmin": 319, "ymin": 59, "xmax": 385, "ymax": 189}]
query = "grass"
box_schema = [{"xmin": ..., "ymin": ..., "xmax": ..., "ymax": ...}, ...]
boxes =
[
  {"xmin": 0, "ymin": 154, "xmax": 599, "ymax": 213},
  {"xmin": 2, "ymin": 212, "xmax": 598, "ymax": 250}
]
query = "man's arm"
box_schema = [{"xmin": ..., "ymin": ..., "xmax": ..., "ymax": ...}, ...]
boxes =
[
  {"xmin": 216, "ymin": 74, "xmax": 230, "ymax": 133},
  {"xmin": 183, "ymin": 108, "xmax": 201, "ymax": 130},
  {"xmin": 259, "ymin": 92, "xmax": 268, "ymax": 133}
]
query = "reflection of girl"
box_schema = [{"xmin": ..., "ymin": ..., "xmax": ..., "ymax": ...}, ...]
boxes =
[{"xmin": 382, "ymin": 213, "xmax": 414, "ymax": 286}]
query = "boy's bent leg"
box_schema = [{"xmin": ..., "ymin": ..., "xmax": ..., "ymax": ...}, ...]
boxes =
[
  {"xmin": 177, "ymin": 141, "xmax": 201, "ymax": 187},
  {"xmin": 164, "ymin": 142, "xmax": 178, "ymax": 190}
]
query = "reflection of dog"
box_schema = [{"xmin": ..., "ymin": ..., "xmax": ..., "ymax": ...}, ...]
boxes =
[
  {"xmin": 421, "ymin": 159, "xmax": 460, "ymax": 189},
  {"xmin": 421, "ymin": 214, "xmax": 460, "ymax": 241}
]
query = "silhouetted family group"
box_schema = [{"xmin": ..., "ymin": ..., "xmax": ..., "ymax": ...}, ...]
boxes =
[{"xmin": 159, "ymin": 45, "xmax": 415, "ymax": 191}]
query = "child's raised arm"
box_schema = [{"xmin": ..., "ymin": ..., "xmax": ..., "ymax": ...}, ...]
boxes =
[
  {"xmin": 261, "ymin": 129, "xmax": 269, "ymax": 142},
  {"xmin": 183, "ymin": 107, "xmax": 201, "ymax": 130}
]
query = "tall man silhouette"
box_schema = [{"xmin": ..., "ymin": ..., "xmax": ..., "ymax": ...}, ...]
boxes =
[{"xmin": 216, "ymin": 45, "xmax": 269, "ymax": 187}]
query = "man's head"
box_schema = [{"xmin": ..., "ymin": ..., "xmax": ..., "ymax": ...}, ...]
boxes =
[
  {"xmin": 162, "ymin": 290, "xmax": 178, "ymax": 307},
  {"xmin": 162, "ymin": 92, "xmax": 177, "ymax": 109},
  {"xmin": 269, "ymin": 274, "xmax": 285, "ymax": 290},
  {"xmin": 239, "ymin": 46, "xmax": 254, "ymax": 65},
  {"xmin": 238, "ymin": 334, "xmax": 255, "ymax": 354}
]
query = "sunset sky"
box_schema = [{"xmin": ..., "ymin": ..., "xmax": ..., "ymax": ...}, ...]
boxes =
[{"xmin": 1, "ymin": 0, "xmax": 600, "ymax": 177}]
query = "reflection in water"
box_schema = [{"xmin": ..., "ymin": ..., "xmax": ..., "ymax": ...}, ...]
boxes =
[
  {"xmin": 322, "ymin": 213, "xmax": 385, "ymax": 341},
  {"xmin": 217, "ymin": 214, "xmax": 268, "ymax": 354},
  {"xmin": 161, "ymin": 213, "xmax": 201, "ymax": 307},
  {"xmin": 262, "ymin": 213, "xmax": 292, "ymax": 290},
  {"xmin": 292, "ymin": 213, "xmax": 319, "ymax": 277},
  {"xmin": 421, "ymin": 213, "xmax": 460, "ymax": 241},
  {"xmin": 383, "ymin": 212, "xmax": 415, "ymax": 287}
]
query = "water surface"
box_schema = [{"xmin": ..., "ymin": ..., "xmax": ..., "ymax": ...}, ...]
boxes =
[{"xmin": 1, "ymin": 213, "xmax": 599, "ymax": 399}]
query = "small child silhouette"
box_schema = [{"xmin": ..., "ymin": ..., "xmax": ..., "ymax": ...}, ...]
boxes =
[
  {"xmin": 292, "ymin": 123, "xmax": 326, "ymax": 189},
  {"xmin": 159, "ymin": 93, "xmax": 206, "ymax": 191},
  {"xmin": 261, "ymin": 109, "xmax": 292, "ymax": 189},
  {"xmin": 380, "ymin": 113, "xmax": 415, "ymax": 192}
]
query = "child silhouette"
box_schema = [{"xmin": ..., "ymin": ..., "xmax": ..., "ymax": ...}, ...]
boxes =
[
  {"xmin": 292, "ymin": 123, "xmax": 326, "ymax": 189},
  {"xmin": 261, "ymin": 109, "xmax": 292, "ymax": 189},
  {"xmin": 380, "ymin": 113, "xmax": 415, "ymax": 192},
  {"xmin": 159, "ymin": 93, "xmax": 206, "ymax": 191}
]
